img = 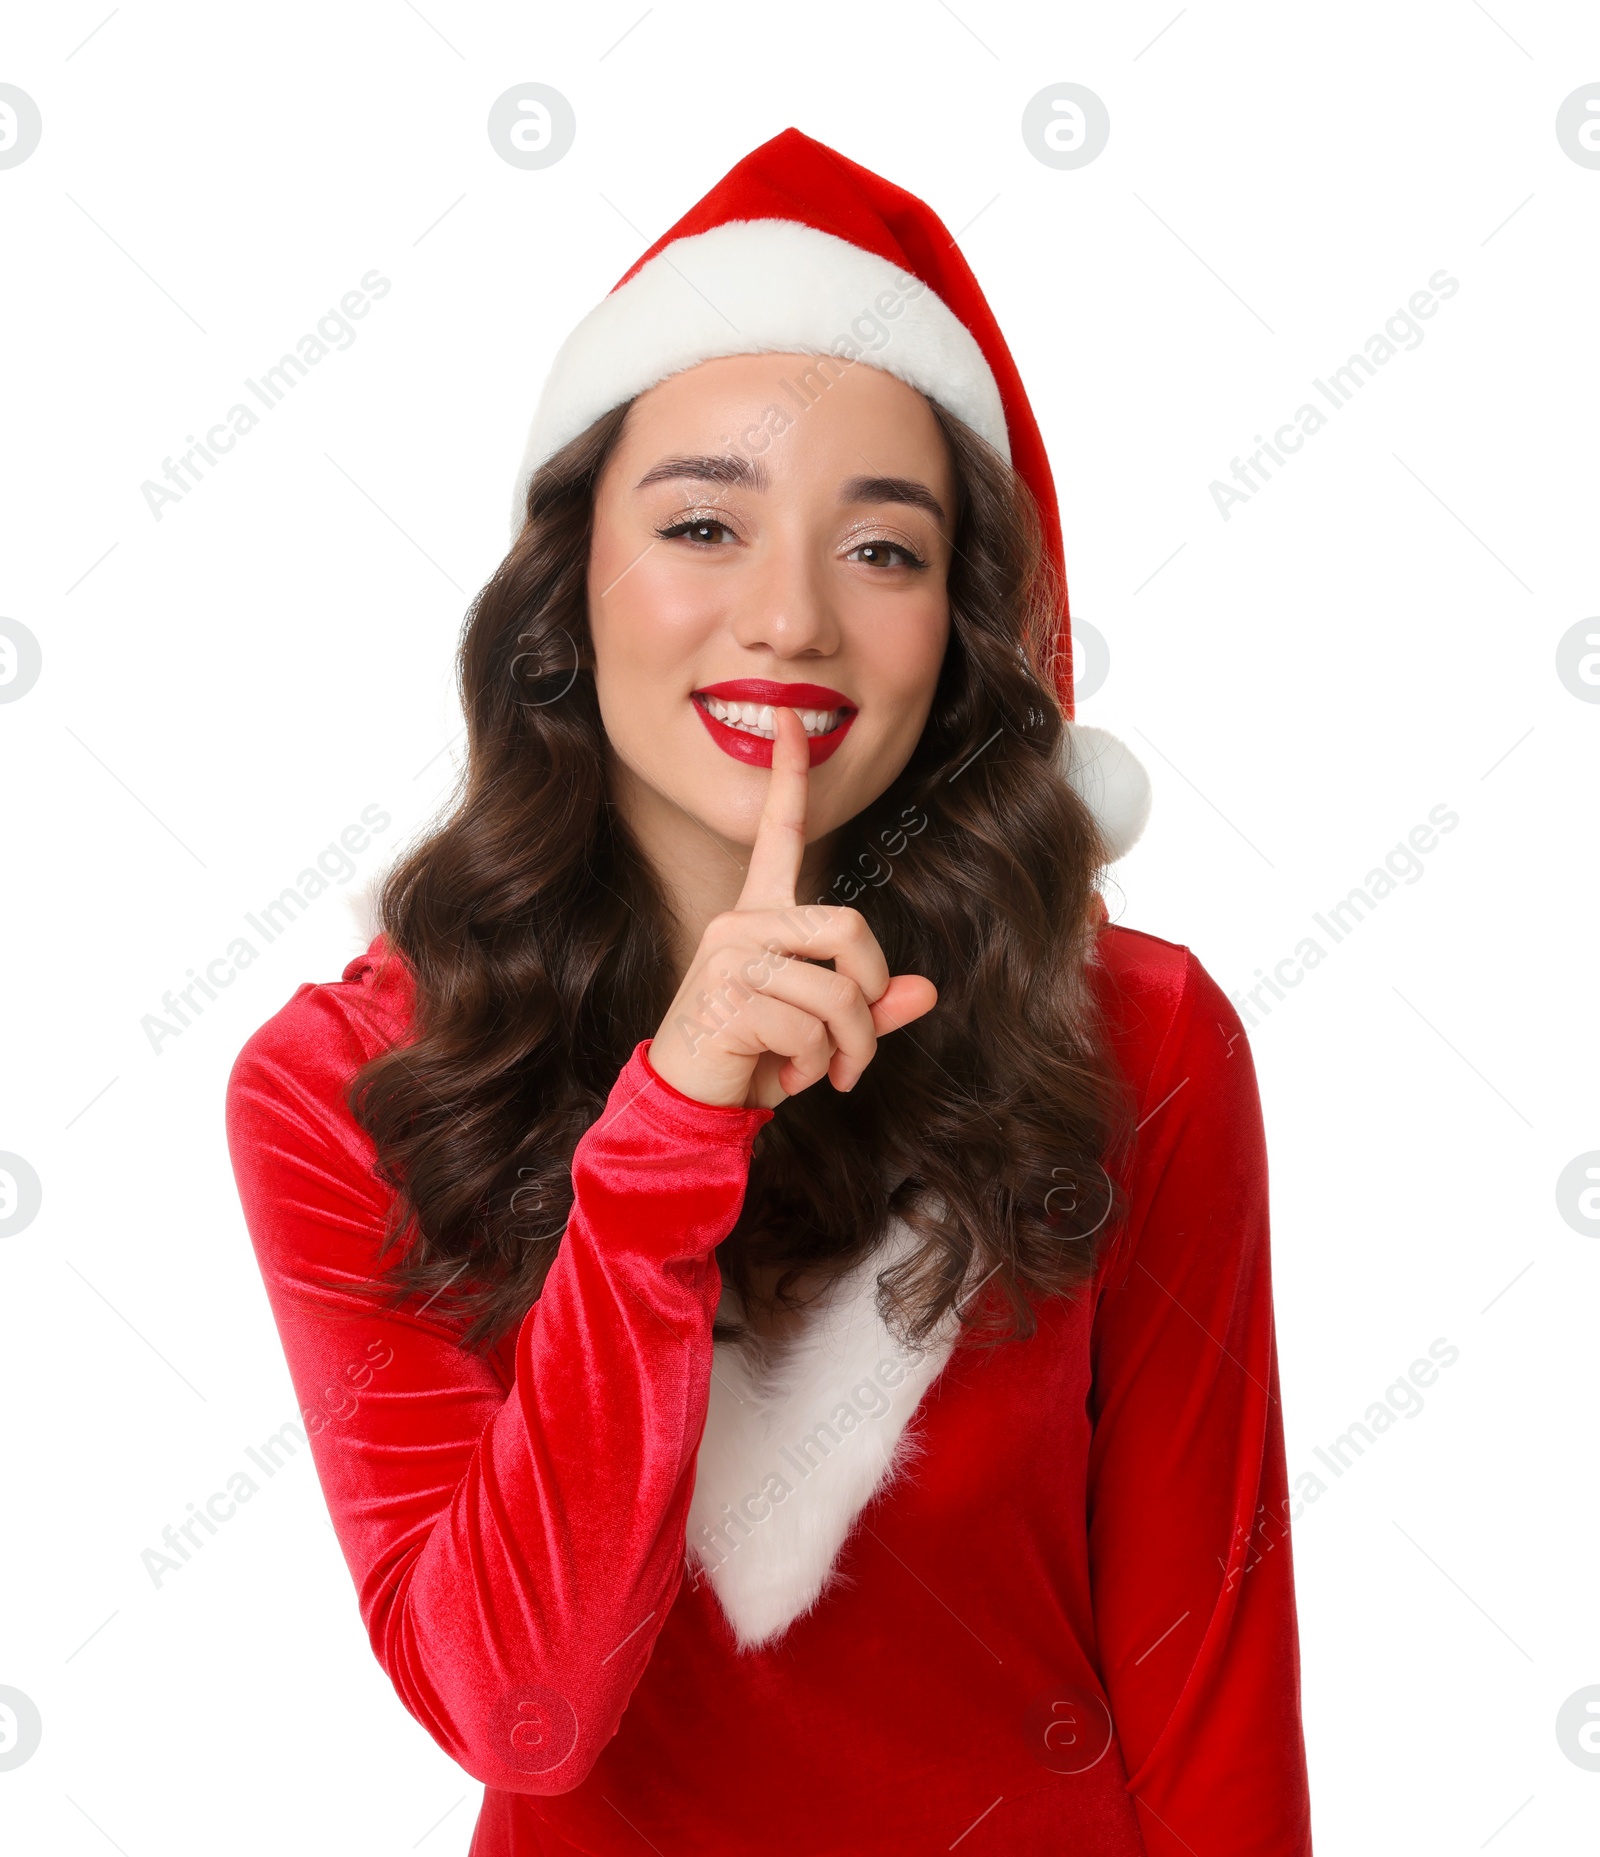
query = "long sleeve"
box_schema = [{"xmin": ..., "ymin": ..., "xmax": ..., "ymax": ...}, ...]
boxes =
[
  {"xmin": 224, "ymin": 971, "xmax": 771, "ymax": 1796},
  {"xmin": 1086, "ymin": 949, "xmax": 1312, "ymax": 1855}
]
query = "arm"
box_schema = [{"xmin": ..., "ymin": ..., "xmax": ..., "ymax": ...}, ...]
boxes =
[
  {"xmin": 1087, "ymin": 950, "xmax": 1312, "ymax": 1855},
  {"xmin": 225, "ymin": 984, "xmax": 770, "ymax": 1794}
]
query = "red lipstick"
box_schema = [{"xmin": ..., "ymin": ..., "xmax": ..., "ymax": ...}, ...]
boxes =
[{"xmin": 691, "ymin": 679, "xmax": 858, "ymax": 769}]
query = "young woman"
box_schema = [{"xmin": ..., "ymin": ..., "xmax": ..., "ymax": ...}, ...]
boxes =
[{"xmin": 227, "ymin": 130, "xmax": 1312, "ymax": 1854}]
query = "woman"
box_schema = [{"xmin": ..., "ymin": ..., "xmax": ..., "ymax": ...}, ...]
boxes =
[{"xmin": 227, "ymin": 130, "xmax": 1312, "ymax": 1854}]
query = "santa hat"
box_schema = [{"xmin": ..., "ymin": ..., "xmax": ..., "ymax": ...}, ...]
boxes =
[{"xmin": 509, "ymin": 128, "xmax": 1150, "ymax": 861}]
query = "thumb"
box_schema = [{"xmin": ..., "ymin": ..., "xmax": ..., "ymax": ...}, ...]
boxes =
[{"xmin": 867, "ymin": 974, "xmax": 939, "ymax": 1036}]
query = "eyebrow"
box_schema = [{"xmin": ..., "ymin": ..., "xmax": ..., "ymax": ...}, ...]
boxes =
[
  {"xmin": 635, "ymin": 454, "xmax": 770, "ymax": 491},
  {"xmin": 635, "ymin": 455, "xmax": 946, "ymax": 523},
  {"xmin": 839, "ymin": 474, "xmax": 947, "ymax": 524}
]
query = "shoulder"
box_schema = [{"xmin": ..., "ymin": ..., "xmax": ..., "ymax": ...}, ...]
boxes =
[
  {"xmin": 225, "ymin": 933, "xmax": 416, "ymax": 1137},
  {"xmin": 1088, "ymin": 921, "xmax": 1251, "ymax": 1121},
  {"xmin": 1087, "ymin": 925, "xmax": 1269, "ymax": 1307}
]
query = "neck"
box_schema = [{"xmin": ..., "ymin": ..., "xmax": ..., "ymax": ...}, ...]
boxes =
[{"xmin": 608, "ymin": 754, "xmax": 841, "ymax": 981}]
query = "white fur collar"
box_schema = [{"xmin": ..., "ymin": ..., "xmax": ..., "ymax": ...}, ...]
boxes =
[{"xmin": 687, "ymin": 1218, "xmax": 959, "ymax": 1652}]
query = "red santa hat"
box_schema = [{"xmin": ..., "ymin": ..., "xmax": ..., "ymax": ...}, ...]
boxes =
[{"xmin": 509, "ymin": 128, "xmax": 1150, "ymax": 860}]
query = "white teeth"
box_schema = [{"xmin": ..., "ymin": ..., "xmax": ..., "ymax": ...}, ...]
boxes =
[{"xmin": 701, "ymin": 696, "xmax": 844, "ymax": 739}]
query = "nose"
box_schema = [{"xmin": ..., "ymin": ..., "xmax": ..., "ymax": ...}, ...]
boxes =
[{"xmin": 728, "ymin": 522, "xmax": 842, "ymax": 661}]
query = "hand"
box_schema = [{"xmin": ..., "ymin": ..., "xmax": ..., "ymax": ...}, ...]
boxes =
[{"xmin": 647, "ymin": 707, "xmax": 939, "ymax": 1110}]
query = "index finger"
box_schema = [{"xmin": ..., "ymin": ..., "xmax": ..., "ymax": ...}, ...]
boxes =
[{"xmin": 736, "ymin": 706, "xmax": 809, "ymax": 911}]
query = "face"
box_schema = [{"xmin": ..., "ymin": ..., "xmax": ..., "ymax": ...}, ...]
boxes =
[{"xmin": 586, "ymin": 352, "xmax": 956, "ymax": 869}]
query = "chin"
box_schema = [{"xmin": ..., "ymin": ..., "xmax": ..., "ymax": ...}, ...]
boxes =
[{"xmin": 681, "ymin": 770, "xmax": 854, "ymax": 853}]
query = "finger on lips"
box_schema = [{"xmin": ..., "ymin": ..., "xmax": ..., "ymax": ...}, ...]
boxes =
[
  {"xmin": 734, "ymin": 706, "xmax": 810, "ymax": 913},
  {"xmin": 651, "ymin": 702, "xmax": 938, "ymax": 1106}
]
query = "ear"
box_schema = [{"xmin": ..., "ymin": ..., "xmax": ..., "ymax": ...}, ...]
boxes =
[{"xmin": 1057, "ymin": 723, "xmax": 1152, "ymax": 862}]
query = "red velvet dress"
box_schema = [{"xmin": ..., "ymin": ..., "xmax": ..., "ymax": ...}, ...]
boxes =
[{"xmin": 224, "ymin": 923, "xmax": 1312, "ymax": 1854}]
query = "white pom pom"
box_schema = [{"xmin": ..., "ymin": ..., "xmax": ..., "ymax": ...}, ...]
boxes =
[
  {"xmin": 1057, "ymin": 722, "xmax": 1152, "ymax": 862},
  {"xmin": 344, "ymin": 870, "xmax": 385, "ymax": 950}
]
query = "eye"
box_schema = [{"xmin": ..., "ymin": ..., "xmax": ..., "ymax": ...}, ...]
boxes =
[
  {"xmin": 656, "ymin": 517, "xmax": 738, "ymax": 547},
  {"xmin": 846, "ymin": 538, "xmax": 927, "ymax": 570}
]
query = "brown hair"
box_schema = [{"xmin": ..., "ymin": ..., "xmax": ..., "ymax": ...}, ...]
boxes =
[{"xmin": 345, "ymin": 390, "xmax": 1137, "ymax": 1356}]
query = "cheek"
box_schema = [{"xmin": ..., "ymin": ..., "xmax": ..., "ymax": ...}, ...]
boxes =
[
  {"xmin": 589, "ymin": 557, "xmax": 722, "ymax": 695},
  {"xmin": 850, "ymin": 588, "xmax": 950, "ymax": 723}
]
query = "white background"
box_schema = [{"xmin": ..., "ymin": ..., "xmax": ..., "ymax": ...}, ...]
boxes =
[{"xmin": 2, "ymin": 2, "xmax": 1597, "ymax": 1851}]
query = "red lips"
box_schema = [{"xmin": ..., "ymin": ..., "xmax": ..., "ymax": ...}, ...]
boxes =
[{"xmin": 691, "ymin": 680, "xmax": 858, "ymax": 769}]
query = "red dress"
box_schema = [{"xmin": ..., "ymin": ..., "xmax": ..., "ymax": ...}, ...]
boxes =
[{"xmin": 224, "ymin": 923, "xmax": 1312, "ymax": 1854}]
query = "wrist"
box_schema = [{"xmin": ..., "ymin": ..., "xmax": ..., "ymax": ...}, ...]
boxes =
[
  {"xmin": 642, "ymin": 1039, "xmax": 753, "ymax": 1106},
  {"xmin": 640, "ymin": 1039, "xmax": 755, "ymax": 1115}
]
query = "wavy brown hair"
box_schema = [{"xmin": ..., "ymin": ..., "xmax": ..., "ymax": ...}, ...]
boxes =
[{"xmin": 343, "ymin": 387, "xmax": 1137, "ymax": 1357}]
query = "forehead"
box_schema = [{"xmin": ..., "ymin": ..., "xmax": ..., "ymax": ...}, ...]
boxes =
[{"xmin": 614, "ymin": 351, "xmax": 954, "ymax": 483}]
